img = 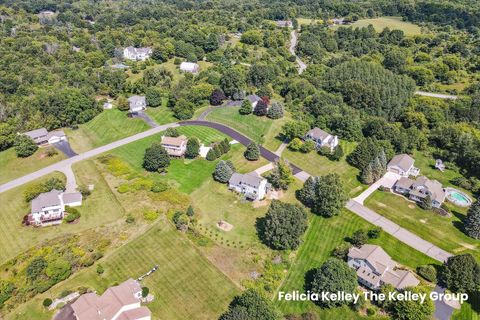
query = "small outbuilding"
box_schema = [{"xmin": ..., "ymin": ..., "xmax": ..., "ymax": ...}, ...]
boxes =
[{"xmin": 180, "ymin": 62, "xmax": 200, "ymax": 73}]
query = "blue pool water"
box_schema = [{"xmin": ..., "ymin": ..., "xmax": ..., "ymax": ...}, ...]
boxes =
[{"xmin": 447, "ymin": 190, "xmax": 472, "ymax": 206}]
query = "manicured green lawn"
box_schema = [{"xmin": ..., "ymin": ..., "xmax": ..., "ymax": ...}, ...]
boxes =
[
  {"xmin": 452, "ymin": 292, "xmax": 480, "ymax": 320},
  {"xmin": 0, "ymin": 147, "xmax": 65, "ymax": 184},
  {"xmin": 333, "ymin": 16, "xmax": 422, "ymax": 36},
  {"xmin": 276, "ymin": 209, "xmax": 437, "ymax": 317},
  {"xmin": 0, "ymin": 161, "xmax": 124, "ymax": 265},
  {"xmin": 177, "ymin": 125, "xmax": 228, "ymax": 145},
  {"xmin": 365, "ymin": 191, "xmax": 479, "ymax": 261},
  {"xmin": 65, "ymin": 109, "xmax": 150, "ymax": 153},
  {"xmin": 145, "ymin": 106, "xmax": 176, "ymax": 125},
  {"xmin": 283, "ymin": 141, "xmax": 366, "ymax": 196},
  {"xmin": 5, "ymin": 218, "xmax": 239, "ymax": 320},
  {"xmin": 205, "ymin": 106, "xmax": 287, "ymax": 150}
]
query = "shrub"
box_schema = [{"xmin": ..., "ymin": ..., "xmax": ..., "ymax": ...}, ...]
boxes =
[
  {"xmin": 300, "ymin": 140, "xmax": 315, "ymax": 153},
  {"xmin": 125, "ymin": 214, "xmax": 135, "ymax": 224},
  {"xmin": 288, "ymin": 138, "xmax": 303, "ymax": 151},
  {"xmin": 239, "ymin": 99, "xmax": 252, "ymax": 115},
  {"xmin": 142, "ymin": 287, "xmax": 149, "ymax": 298},
  {"xmin": 244, "ymin": 142, "xmax": 260, "ymax": 161},
  {"xmin": 368, "ymin": 227, "xmax": 382, "ymax": 239},
  {"xmin": 350, "ymin": 229, "xmax": 368, "ymax": 247},
  {"xmin": 42, "ymin": 298, "xmax": 52, "ymax": 308},
  {"xmin": 417, "ymin": 265, "xmax": 437, "ymax": 282},
  {"xmin": 45, "ymin": 147, "xmax": 58, "ymax": 157},
  {"xmin": 143, "ymin": 210, "xmax": 160, "ymax": 222},
  {"xmin": 266, "ymin": 102, "xmax": 284, "ymax": 119},
  {"xmin": 253, "ymin": 100, "xmax": 268, "ymax": 116},
  {"xmin": 164, "ymin": 127, "xmax": 180, "ymax": 137},
  {"xmin": 78, "ymin": 184, "xmax": 91, "ymax": 198},
  {"xmin": 14, "ymin": 135, "xmax": 38, "ymax": 158},
  {"xmin": 150, "ymin": 181, "xmax": 168, "ymax": 193},
  {"xmin": 64, "ymin": 207, "xmax": 81, "ymax": 223},
  {"xmin": 96, "ymin": 264, "xmax": 104, "ymax": 275},
  {"xmin": 332, "ymin": 243, "xmax": 351, "ymax": 261}
]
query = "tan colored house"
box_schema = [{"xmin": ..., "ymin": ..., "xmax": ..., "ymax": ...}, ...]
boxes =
[
  {"xmin": 71, "ymin": 279, "xmax": 151, "ymax": 320},
  {"xmin": 347, "ymin": 245, "xmax": 419, "ymax": 290},
  {"xmin": 387, "ymin": 154, "xmax": 420, "ymax": 177},
  {"xmin": 161, "ymin": 135, "xmax": 187, "ymax": 157},
  {"xmin": 393, "ymin": 175, "xmax": 446, "ymax": 208}
]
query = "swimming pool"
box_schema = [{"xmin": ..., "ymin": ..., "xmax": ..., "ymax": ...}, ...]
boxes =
[{"xmin": 445, "ymin": 188, "xmax": 473, "ymax": 207}]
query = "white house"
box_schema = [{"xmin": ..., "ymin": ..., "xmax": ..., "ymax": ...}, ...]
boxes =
[
  {"xmin": 304, "ymin": 127, "xmax": 339, "ymax": 152},
  {"xmin": 71, "ymin": 278, "xmax": 151, "ymax": 320},
  {"xmin": 128, "ymin": 95, "xmax": 147, "ymax": 113},
  {"xmin": 228, "ymin": 172, "xmax": 268, "ymax": 201},
  {"xmin": 275, "ymin": 20, "xmax": 293, "ymax": 28},
  {"xmin": 27, "ymin": 190, "xmax": 83, "ymax": 227},
  {"xmin": 348, "ymin": 245, "xmax": 420, "ymax": 290},
  {"xmin": 160, "ymin": 135, "xmax": 188, "ymax": 157},
  {"xmin": 46, "ymin": 130, "xmax": 67, "ymax": 144},
  {"xmin": 393, "ymin": 176, "xmax": 446, "ymax": 208},
  {"xmin": 387, "ymin": 154, "xmax": 420, "ymax": 177},
  {"xmin": 123, "ymin": 46, "xmax": 152, "ymax": 61},
  {"xmin": 246, "ymin": 94, "xmax": 262, "ymax": 110},
  {"xmin": 180, "ymin": 62, "xmax": 200, "ymax": 73}
]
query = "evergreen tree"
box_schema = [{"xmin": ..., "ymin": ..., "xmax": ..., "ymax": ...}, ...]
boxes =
[
  {"xmin": 213, "ymin": 160, "xmax": 235, "ymax": 183},
  {"xmin": 312, "ymin": 173, "xmax": 347, "ymax": 217},
  {"xmin": 329, "ymin": 144, "xmax": 344, "ymax": 161},
  {"xmin": 142, "ymin": 143, "xmax": 170, "ymax": 172},
  {"xmin": 420, "ymin": 194, "xmax": 433, "ymax": 210},
  {"xmin": 464, "ymin": 201, "xmax": 480, "ymax": 239},
  {"xmin": 253, "ymin": 100, "xmax": 268, "ymax": 116},
  {"xmin": 222, "ymin": 138, "xmax": 231, "ymax": 152},
  {"xmin": 361, "ymin": 162, "xmax": 374, "ymax": 184},
  {"xmin": 297, "ymin": 176, "xmax": 317, "ymax": 207},
  {"xmin": 185, "ymin": 137, "xmax": 200, "ymax": 158},
  {"xmin": 266, "ymin": 102, "xmax": 284, "ymax": 119},
  {"xmin": 439, "ymin": 254, "xmax": 480, "ymax": 293},
  {"xmin": 244, "ymin": 142, "xmax": 260, "ymax": 161},
  {"xmin": 206, "ymin": 148, "xmax": 217, "ymax": 161},
  {"xmin": 239, "ymin": 100, "xmax": 252, "ymax": 115},
  {"xmin": 186, "ymin": 205, "xmax": 195, "ymax": 217},
  {"xmin": 213, "ymin": 144, "xmax": 222, "ymax": 158}
]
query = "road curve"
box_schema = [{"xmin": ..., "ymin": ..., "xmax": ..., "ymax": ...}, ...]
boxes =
[{"xmin": 289, "ymin": 30, "xmax": 307, "ymax": 74}]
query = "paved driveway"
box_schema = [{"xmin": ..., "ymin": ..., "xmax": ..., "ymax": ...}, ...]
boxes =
[
  {"xmin": 53, "ymin": 304, "xmax": 75, "ymax": 320},
  {"xmin": 353, "ymin": 171, "xmax": 400, "ymax": 204},
  {"xmin": 132, "ymin": 111, "xmax": 158, "ymax": 128},
  {"xmin": 433, "ymin": 286, "xmax": 456, "ymax": 320},
  {"xmin": 53, "ymin": 141, "xmax": 78, "ymax": 158}
]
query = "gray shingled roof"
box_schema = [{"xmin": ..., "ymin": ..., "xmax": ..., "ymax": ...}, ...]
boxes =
[
  {"xmin": 31, "ymin": 189, "xmax": 63, "ymax": 213},
  {"xmin": 246, "ymin": 95, "xmax": 262, "ymax": 103},
  {"xmin": 388, "ymin": 154, "xmax": 415, "ymax": 172},
  {"xmin": 128, "ymin": 95, "xmax": 146, "ymax": 104},
  {"xmin": 229, "ymin": 172, "xmax": 264, "ymax": 188},
  {"xmin": 23, "ymin": 128, "xmax": 48, "ymax": 140},
  {"xmin": 306, "ymin": 127, "xmax": 331, "ymax": 141},
  {"xmin": 63, "ymin": 192, "xmax": 82, "ymax": 205}
]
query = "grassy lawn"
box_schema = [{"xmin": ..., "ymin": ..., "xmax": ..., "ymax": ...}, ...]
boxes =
[
  {"xmin": 276, "ymin": 209, "xmax": 438, "ymax": 317},
  {"xmin": 145, "ymin": 106, "xmax": 176, "ymax": 125},
  {"xmin": 0, "ymin": 162, "xmax": 124, "ymax": 265},
  {"xmin": 0, "ymin": 147, "xmax": 65, "ymax": 184},
  {"xmin": 333, "ymin": 16, "xmax": 422, "ymax": 36},
  {"xmin": 297, "ymin": 18, "xmax": 323, "ymax": 26},
  {"xmin": 365, "ymin": 191, "xmax": 479, "ymax": 261},
  {"xmin": 176, "ymin": 125, "xmax": 228, "ymax": 145},
  {"xmin": 6, "ymin": 218, "xmax": 239, "ymax": 320},
  {"xmin": 65, "ymin": 109, "xmax": 150, "ymax": 153},
  {"xmin": 283, "ymin": 141, "xmax": 366, "ymax": 196},
  {"xmin": 205, "ymin": 106, "xmax": 288, "ymax": 150}
]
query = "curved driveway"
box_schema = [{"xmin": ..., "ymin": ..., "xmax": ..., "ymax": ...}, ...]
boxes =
[{"xmin": 289, "ymin": 30, "xmax": 307, "ymax": 74}]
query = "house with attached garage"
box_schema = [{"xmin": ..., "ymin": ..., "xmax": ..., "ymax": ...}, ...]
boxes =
[
  {"xmin": 180, "ymin": 62, "xmax": 200, "ymax": 73},
  {"xmin": 347, "ymin": 244, "xmax": 419, "ymax": 290},
  {"xmin": 46, "ymin": 130, "xmax": 67, "ymax": 144},
  {"xmin": 161, "ymin": 135, "xmax": 188, "ymax": 157},
  {"xmin": 304, "ymin": 127, "xmax": 339, "ymax": 152},
  {"xmin": 22, "ymin": 128, "xmax": 67, "ymax": 145},
  {"xmin": 393, "ymin": 175, "xmax": 446, "ymax": 208},
  {"xmin": 128, "ymin": 95, "xmax": 147, "ymax": 113},
  {"xmin": 27, "ymin": 190, "xmax": 83, "ymax": 227},
  {"xmin": 228, "ymin": 172, "xmax": 269, "ymax": 201},
  {"xmin": 387, "ymin": 154, "xmax": 420, "ymax": 177},
  {"xmin": 246, "ymin": 94, "xmax": 262, "ymax": 110},
  {"xmin": 71, "ymin": 278, "xmax": 151, "ymax": 320},
  {"xmin": 123, "ymin": 46, "xmax": 152, "ymax": 61}
]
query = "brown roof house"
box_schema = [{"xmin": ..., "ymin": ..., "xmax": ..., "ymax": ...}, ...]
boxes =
[
  {"xmin": 27, "ymin": 190, "xmax": 83, "ymax": 227},
  {"xmin": 160, "ymin": 135, "xmax": 187, "ymax": 157},
  {"xmin": 387, "ymin": 154, "xmax": 420, "ymax": 177},
  {"xmin": 347, "ymin": 245, "xmax": 420, "ymax": 290},
  {"xmin": 71, "ymin": 278, "xmax": 151, "ymax": 320},
  {"xmin": 304, "ymin": 127, "xmax": 339, "ymax": 152},
  {"xmin": 393, "ymin": 175, "xmax": 446, "ymax": 208}
]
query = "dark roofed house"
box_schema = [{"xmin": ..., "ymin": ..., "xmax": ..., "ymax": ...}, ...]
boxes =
[
  {"xmin": 347, "ymin": 244, "xmax": 419, "ymax": 290},
  {"xmin": 23, "ymin": 128, "xmax": 49, "ymax": 144}
]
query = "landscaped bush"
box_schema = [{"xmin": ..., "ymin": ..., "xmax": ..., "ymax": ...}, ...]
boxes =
[
  {"xmin": 142, "ymin": 287, "xmax": 149, "ymax": 298},
  {"xmin": 143, "ymin": 210, "xmax": 160, "ymax": 222},
  {"xmin": 14, "ymin": 135, "xmax": 38, "ymax": 158},
  {"xmin": 42, "ymin": 298, "xmax": 52, "ymax": 308},
  {"xmin": 150, "ymin": 180, "xmax": 168, "ymax": 193},
  {"xmin": 64, "ymin": 206, "xmax": 81, "ymax": 223},
  {"xmin": 417, "ymin": 265, "xmax": 437, "ymax": 282}
]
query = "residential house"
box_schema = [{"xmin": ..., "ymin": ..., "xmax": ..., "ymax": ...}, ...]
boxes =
[
  {"xmin": 128, "ymin": 95, "xmax": 147, "ymax": 113},
  {"xmin": 387, "ymin": 154, "xmax": 420, "ymax": 177},
  {"xmin": 46, "ymin": 130, "xmax": 67, "ymax": 144},
  {"xmin": 27, "ymin": 190, "xmax": 83, "ymax": 227},
  {"xmin": 393, "ymin": 175, "xmax": 446, "ymax": 208},
  {"xmin": 276, "ymin": 20, "xmax": 293, "ymax": 28},
  {"xmin": 161, "ymin": 135, "xmax": 188, "ymax": 157},
  {"xmin": 304, "ymin": 127, "xmax": 339, "ymax": 152},
  {"xmin": 246, "ymin": 94, "xmax": 262, "ymax": 110},
  {"xmin": 71, "ymin": 278, "xmax": 151, "ymax": 320},
  {"xmin": 179, "ymin": 62, "xmax": 200, "ymax": 73},
  {"xmin": 123, "ymin": 46, "xmax": 152, "ymax": 61},
  {"xmin": 23, "ymin": 128, "xmax": 49, "ymax": 144},
  {"xmin": 228, "ymin": 172, "xmax": 269, "ymax": 201},
  {"xmin": 347, "ymin": 244, "xmax": 420, "ymax": 290}
]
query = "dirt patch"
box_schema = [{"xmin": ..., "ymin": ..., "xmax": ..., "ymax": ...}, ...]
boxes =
[
  {"xmin": 460, "ymin": 242, "xmax": 477, "ymax": 250},
  {"xmin": 38, "ymin": 152, "xmax": 47, "ymax": 159},
  {"xmin": 216, "ymin": 220, "xmax": 234, "ymax": 232},
  {"xmin": 376, "ymin": 202, "xmax": 387, "ymax": 208},
  {"xmin": 253, "ymin": 200, "xmax": 269, "ymax": 208},
  {"xmin": 419, "ymin": 219, "xmax": 427, "ymax": 224},
  {"xmin": 267, "ymin": 190, "xmax": 284, "ymax": 200},
  {"xmin": 408, "ymin": 204, "xmax": 416, "ymax": 209}
]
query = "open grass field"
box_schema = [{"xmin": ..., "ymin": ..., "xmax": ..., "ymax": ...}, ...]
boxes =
[
  {"xmin": 332, "ymin": 16, "xmax": 422, "ymax": 36},
  {"xmin": 276, "ymin": 209, "xmax": 438, "ymax": 317},
  {"xmin": 283, "ymin": 141, "xmax": 366, "ymax": 197},
  {"xmin": 6, "ymin": 218, "xmax": 239, "ymax": 320},
  {"xmin": 365, "ymin": 191, "xmax": 479, "ymax": 261},
  {"xmin": 0, "ymin": 161, "xmax": 125, "ymax": 265},
  {"xmin": 205, "ymin": 106, "xmax": 288, "ymax": 150},
  {"xmin": 145, "ymin": 106, "xmax": 176, "ymax": 125},
  {"xmin": 297, "ymin": 18, "xmax": 323, "ymax": 26},
  {"xmin": 0, "ymin": 147, "xmax": 65, "ymax": 184},
  {"xmin": 65, "ymin": 109, "xmax": 150, "ymax": 153}
]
